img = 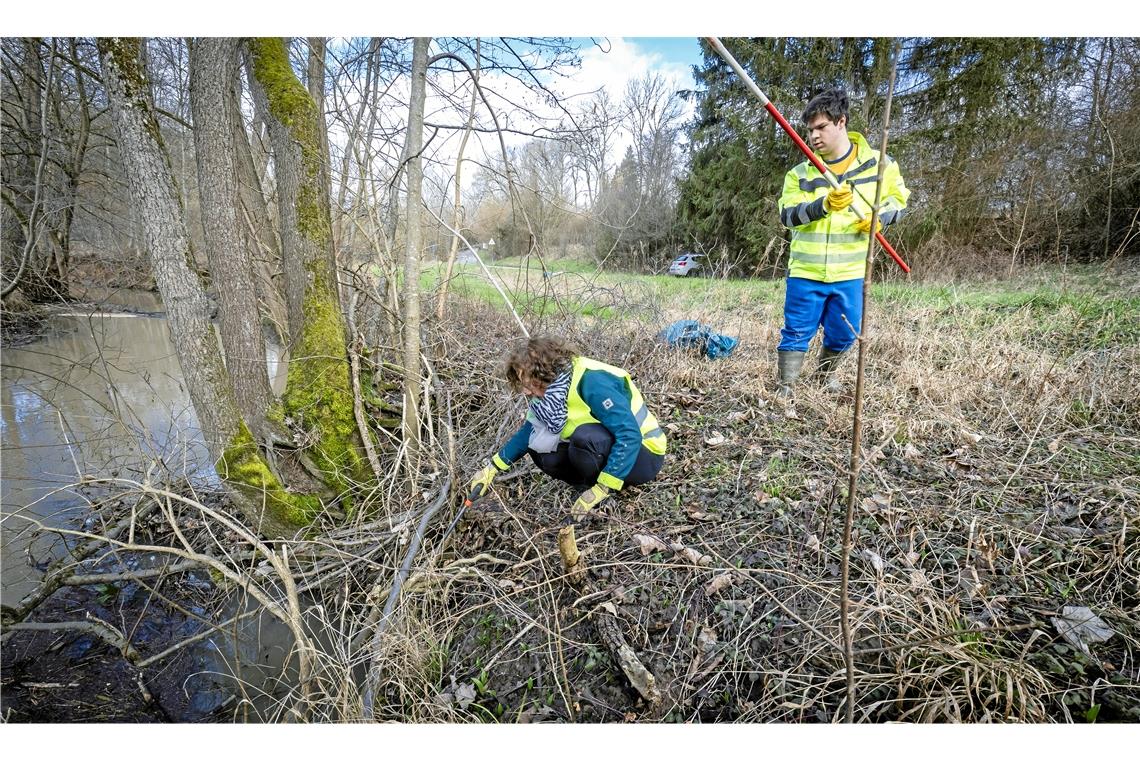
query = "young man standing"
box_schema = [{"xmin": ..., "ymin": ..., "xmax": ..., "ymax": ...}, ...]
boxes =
[{"xmin": 775, "ymin": 88, "xmax": 910, "ymax": 397}]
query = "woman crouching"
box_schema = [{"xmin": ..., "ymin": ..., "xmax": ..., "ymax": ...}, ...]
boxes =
[{"xmin": 468, "ymin": 336, "xmax": 666, "ymax": 521}]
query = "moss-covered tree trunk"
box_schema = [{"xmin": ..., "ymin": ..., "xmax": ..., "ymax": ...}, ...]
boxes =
[
  {"xmin": 248, "ymin": 37, "xmax": 366, "ymax": 495},
  {"xmin": 98, "ymin": 37, "xmax": 317, "ymax": 539},
  {"xmin": 228, "ymin": 55, "xmax": 287, "ymax": 346}
]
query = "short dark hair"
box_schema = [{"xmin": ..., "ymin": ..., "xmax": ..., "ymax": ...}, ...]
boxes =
[{"xmin": 803, "ymin": 88, "xmax": 849, "ymax": 125}]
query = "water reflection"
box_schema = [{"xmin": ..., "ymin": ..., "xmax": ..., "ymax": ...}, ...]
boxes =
[
  {"xmin": 2, "ymin": 294, "xmax": 295, "ymax": 720},
  {"xmin": 1, "ymin": 300, "xmax": 285, "ymax": 602}
]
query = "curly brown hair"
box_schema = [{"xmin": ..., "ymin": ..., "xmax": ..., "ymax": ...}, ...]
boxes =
[{"xmin": 503, "ymin": 336, "xmax": 577, "ymax": 392}]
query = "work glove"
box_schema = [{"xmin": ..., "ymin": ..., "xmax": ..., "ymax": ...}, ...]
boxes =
[
  {"xmin": 570, "ymin": 483, "xmax": 611, "ymax": 522},
  {"xmin": 825, "ymin": 184, "xmax": 853, "ymax": 213},
  {"xmin": 854, "ymin": 216, "xmax": 882, "ymax": 235},
  {"xmin": 467, "ymin": 462, "xmax": 500, "ymax": 503}
]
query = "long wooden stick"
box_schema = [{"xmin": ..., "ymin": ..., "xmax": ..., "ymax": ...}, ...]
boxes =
[{"xmin": 840, "ymin": 42, "xmax": 902, "ymax": 724}]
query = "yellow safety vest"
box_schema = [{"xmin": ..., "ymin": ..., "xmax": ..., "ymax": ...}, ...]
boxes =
[
  {"xmin": 778, "ymin": 131, "xmax": 910, "ymax": 283},
  {"xmin": 563, "ymin": 356, "xmax": 667, "ymax": 456}
]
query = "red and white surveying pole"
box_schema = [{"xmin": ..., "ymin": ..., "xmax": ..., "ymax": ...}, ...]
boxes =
[{"xmin": 704, "ymin": 37, "xmax": 911, "ymax": 274}]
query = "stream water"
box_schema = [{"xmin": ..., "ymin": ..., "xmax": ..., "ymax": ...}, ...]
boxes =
[{"xmin": 1, "ymin": 291, "xmax": 293, "ymax": 720}]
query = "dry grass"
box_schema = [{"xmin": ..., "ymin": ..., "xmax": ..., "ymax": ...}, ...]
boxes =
[
  {"xmin": 397, "ymin": 257, "xmax": 1139, "ymax": 723},
  {"xmin": 4, "ymin": 258, "xmax": 1136, "ymax": 723}
]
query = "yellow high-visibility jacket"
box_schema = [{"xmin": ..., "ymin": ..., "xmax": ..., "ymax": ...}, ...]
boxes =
[
  {"xmin": 778, "ymin": 131, "xmax": 910, "ymax": 283},
  {"xmin": 493, "ymin": 356, "xmax": 666, "ymax": 491},
  {"xmin": 564, "ymin": 356, "xmax": 666, "ymax": 490}
]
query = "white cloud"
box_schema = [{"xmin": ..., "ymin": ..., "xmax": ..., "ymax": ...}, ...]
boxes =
[
  {"xmin": 406, "ymin": 38, "xmax": 697, "ymax": 197},
  {"xmin": 575, "ymin": 38, "xmax": 689, "ymax": 101}
]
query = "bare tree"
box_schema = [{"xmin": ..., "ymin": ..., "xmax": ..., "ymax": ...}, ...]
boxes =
[
  {"xmin": 247, "ymin": 37, "xmax": 366, "ymax": 493},
  {"xmin": 401, "ymin": 37, "xmax": 430, "ymax": 474},
  {"xmin": 2, "ymin": 38, "xmax": 96, "ymax": 302},
  {"xmin": 571, "ymin": 89, "xmax": 621, "ymax": 210},
  {"xmin": 591, "ymin": 74, "xmax": 686, "ymax": 267},
  {"xmin": 190, "ymin": 37, "xmax": 273, "ymax": 437},
  {"xmin": 436, "ymin": 41, "xmax": 481, "ymax": 319}
]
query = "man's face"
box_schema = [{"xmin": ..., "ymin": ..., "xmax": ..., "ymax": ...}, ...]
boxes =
[{"xmin": 806, "ymin": 113, "xmax": 847, "ymax": 159}]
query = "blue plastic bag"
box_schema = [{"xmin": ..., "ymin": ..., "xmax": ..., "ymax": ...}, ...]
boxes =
[{"xmin": 660, "ymin": 319, "xmax": 739, "ymax": 359}]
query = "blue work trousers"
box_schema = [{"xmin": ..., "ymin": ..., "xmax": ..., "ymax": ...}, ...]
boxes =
[{"xmin": 778, "ymin": 277, "xmax": 864, "ymax": 353}]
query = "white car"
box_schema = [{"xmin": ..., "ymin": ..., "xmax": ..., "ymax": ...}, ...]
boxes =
[{"xmin": 668, "ymin": 253, "xmax": 704, "ymax": 277}]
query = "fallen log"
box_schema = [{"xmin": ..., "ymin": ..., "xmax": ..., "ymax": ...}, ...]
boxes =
[{"xmin": 557, "ymin": 520, "xmax": 660, "ymax": 706}]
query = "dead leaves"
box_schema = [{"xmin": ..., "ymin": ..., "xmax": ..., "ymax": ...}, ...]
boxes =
[
  {"xmin": 1053, "ymin": 606, "xmax": 1116, "ymax": 658},
  {"xmin": 862, "ymin": 548, "xmax": 885, "ymax": 575},
  {"xmin": 704, "ymin": 571, "xmax": 738, "ymax": 596},
  {"xmin": 958, "ymin": 429, "xmax": 984, "ymax": 446},
  {"xmin": 902, "ymin": 442, "xmax": 924, "ymax": 461},
  {"xmin": 676, "ymin": 547, "xmax": 713, "ymax": 566},
  {"xmin": 631, "ymin": 534, "xmax": 712, "ymax": 566},
  {"xmin": 632, "ymin": 534, "xmax": 669, "ymax": 555},
  {"xmin": 860, "ymin": 492, "xmax": 894, "ymax": 515},
  {"xmin": 683, "ymin": 504, "xmax": 717, "ymax": 522}
]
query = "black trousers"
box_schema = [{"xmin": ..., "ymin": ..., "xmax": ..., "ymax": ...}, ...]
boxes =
[{"xmin": 528, "ymin": 423, "xmax": 665, "ymax": 491}]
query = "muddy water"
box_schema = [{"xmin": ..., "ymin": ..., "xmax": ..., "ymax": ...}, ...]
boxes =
[{"xmin": 1, "ymin": 292, "xmax": 291, "ymax": 719}]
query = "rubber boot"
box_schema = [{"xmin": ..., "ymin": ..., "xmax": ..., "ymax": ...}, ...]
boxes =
[
  {"xmin": 776, "ymin": 351, "xmax": 805, "ymax": 398},
  {"xmin": 817, "ymin": 347, "xmax": 847, "ymax": 393}
]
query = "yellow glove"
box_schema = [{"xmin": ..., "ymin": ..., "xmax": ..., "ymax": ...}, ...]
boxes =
[
  {"xmin": 467, "ymin": 463, "xmax": 499, "ymax": 503},
  {"xmin": 855, "ymin": 216, "xmax": 882, "ymax": 235},
  {"xmin": 570, "ymin": 483, "xmax": 611, "ymax": 522},
  {"xmin": 825, "ymin": 184, "xmax": 853, "ymax": 212}
]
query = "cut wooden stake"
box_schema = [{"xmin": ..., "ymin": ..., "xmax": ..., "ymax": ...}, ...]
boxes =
[
  {"xmin": 557, "ymin": 524, "xmax": 586, "ymax": 585},
  {"xmin": 557, "ymin": 522, "xmax": 660, "ymax": 705},
  {"xmin": 593, "ymin": 608, "xmax": 661, "ymax": 705}
]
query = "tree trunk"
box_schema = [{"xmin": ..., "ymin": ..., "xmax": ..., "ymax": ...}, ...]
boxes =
[
  {"xmin": 190, "ymin": 37, "xmax": 273, "ymax": 436},
  {"xmin": 229, "ymin": 57, "xmax": 287, "ymax": 346},
  {"xmin": 248, "ymin": 37, "xmax": 366, "ymax": 493},
  {"xmin": 247, "ymin": 47, "xmax": 305, "ymax": 343},
  {"xmin": 98, "ymin": 37, "xmax": 315, "ymax": 539},
  {"xmin": 48, "ymin": 37, "xmax": 93, "ymax": 301},
  {"xmin": 401, "ymin": 37, "xmax": 430, "ymax": 474},
  {"xmin": 98, "ymin": 37, "xmax": 237, "ymax": 454},
  {"xmin": 306, "ymin": 37, "xmax": 334, "ymax": 260}
]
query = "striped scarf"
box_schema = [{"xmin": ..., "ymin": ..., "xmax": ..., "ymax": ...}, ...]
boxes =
[{"xmin": 529, "ymin": 370, "xmax": 571, "ymax": 434}]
